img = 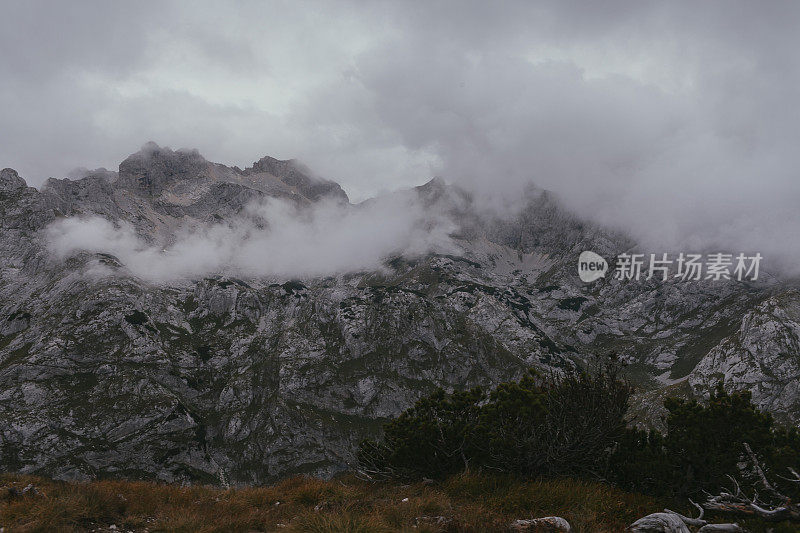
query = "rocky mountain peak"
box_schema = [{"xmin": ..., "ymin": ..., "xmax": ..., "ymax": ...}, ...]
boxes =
[
  {"xmin": 117, "ymin": 142, "xmax": 209, "ymax": 196},
  {"xmin": 247, "ymin": 154, "xmax": 301, "ymax": 175},
  {"xmin": 0, "ymin": 168, "xmax": 27, "ymax": 191},
  {"xmin": 110, "ymin": 144, "xmax": 349, "ymax": 204},
  {"xmin": 414, "ymin": 176, "xmax": 450, "ymax": 206},
  {"xmin": 66, "ymin": 167, "xmax": 118, "ymax": 182},
  {"xmin": 246, "ymin": 155, "xmax": 348, "ymax": 203}
]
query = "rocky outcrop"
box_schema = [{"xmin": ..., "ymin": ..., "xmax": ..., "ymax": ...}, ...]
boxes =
[
  {"xmin": 689, "ymin": 289, "xmax": 800, "ymax": 423},
  {"xmin": 0, "ymin": 168, "xmax": 27, "ymax": 191},
  {"xmin": 117, "ymin": 142, "xmax": 209, "ymax": 196},
  {"xmin": 246, "ymin": 155, "xmax": 348, "ymax": 203},
  {"xmin": 510, "ymin": 516, "xmax": 572, "ymax": 531}
]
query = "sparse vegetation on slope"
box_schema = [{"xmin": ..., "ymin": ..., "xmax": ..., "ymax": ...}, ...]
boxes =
[
  {"xmin": 0, "ymin": 472, "xmax": 660, "ymax": 532},
  {"xmin": 357, "ymin": 366, "xmax": 800, "ymax": 531}
]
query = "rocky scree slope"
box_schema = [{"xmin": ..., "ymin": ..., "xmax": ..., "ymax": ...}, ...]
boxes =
[{"xmin": 0, "ymin": 144, "xmax": 798, "ymax": 484}]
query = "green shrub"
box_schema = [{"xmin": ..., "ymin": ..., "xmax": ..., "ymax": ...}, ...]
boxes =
[
  {"xmin": 610, "ymin": 385, "xmax": 800, "ymax": 499},
  {"xmin": 475, "ymin": 371, "xmax": 546, "ymax": 475},
  {"xmin": 358, "ymin": 387, "xmax": 486, "ymax": 479},
  {"xmin": 358, "ymin": 360, "xmax": 631, "ymax": 481},
  {"xmin": 361, "ymin": 366, "xmax": 800, "ymax": 504}
]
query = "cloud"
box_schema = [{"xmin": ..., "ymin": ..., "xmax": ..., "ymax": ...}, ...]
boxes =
[
  {"xmin": 46, "ymin": 193, "xmax": 457, "ymax": 282},
  {"xmin": 4, "ymin": 1, "xmax": 800, "ymax": 272}
]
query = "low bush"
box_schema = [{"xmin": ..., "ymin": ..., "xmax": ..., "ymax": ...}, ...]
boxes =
[
  {"xmin": 358, "ymin": 360, "xmax": 631, "ymax": 481},
  {"xmin": 611, "ymin": 385, "xmax": 800, "ymax": 499},
  {"xmin": 360, "ymin": 365, "xmax": 800, "ymax": 503}
]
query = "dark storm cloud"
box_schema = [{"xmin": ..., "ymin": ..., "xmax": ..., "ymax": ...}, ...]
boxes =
[{"xmin": 2, "ymin": 1, "xmax": 800, "ymax": 271}]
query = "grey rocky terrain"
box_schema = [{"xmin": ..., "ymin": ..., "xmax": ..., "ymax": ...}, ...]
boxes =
[{"xmin": 1, "ymin": 143, "xmax": 798, "ymax": 484}]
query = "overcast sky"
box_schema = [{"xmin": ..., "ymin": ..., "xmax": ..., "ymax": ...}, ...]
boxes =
[{"xmin": 2, "ymin": 1, "xmax": 800, "ymax": 268}]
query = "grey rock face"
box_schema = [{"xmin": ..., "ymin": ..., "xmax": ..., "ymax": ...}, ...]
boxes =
[
  {"xmin": 0, "ymin": 145, "xmax": 797, "ymax": 484},
  {"xmin": 0, "ymin": 168, "xmax": 27, "ymax": 191},
  {"xmin": 688, "ymin": 289, "xmax": 800, "ymax": 422},
  {"xmin": 246, "ymin": 155, "xmax": 348, "ymax": 203},
  {"xmin": 117, "ymin": 142, "xmax": 208, "ymax": 196}
]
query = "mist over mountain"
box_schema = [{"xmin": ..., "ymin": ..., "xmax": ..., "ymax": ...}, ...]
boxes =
[
  {"xmin": 45, "ymin": 144, "xmax": 458, "ymax": 282},
  {"xmin": 3, "ymin": 2, "xmax": 800, "ymax": 275}
]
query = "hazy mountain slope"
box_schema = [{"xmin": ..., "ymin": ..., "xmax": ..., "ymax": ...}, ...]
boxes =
[{"xmin": 0, "ymin": 145, "xmax": 797, "ymax": 483}]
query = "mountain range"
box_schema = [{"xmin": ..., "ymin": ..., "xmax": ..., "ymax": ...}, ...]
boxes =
[{"xmin": 1, "ymin": 143, "xmax": 798, "ymax": 484}]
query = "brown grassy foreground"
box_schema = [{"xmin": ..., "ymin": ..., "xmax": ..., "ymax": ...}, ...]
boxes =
[{"xmin": 0, "ymin": 472, "xmax": 667, "ymax": 532}]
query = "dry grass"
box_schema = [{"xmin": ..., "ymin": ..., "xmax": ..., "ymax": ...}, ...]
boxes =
[{"xmin": 0, "ymin": 472, "xmax": 666, "ymax": 532}]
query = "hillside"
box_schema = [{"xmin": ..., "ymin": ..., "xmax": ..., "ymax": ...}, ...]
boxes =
[
  {"xmin": 1, "ymin": 144, "xmax": 799, "ymax": 484},
  {"xmin": 0, "ymin": 472, "xmax": 677, "ymax": 532}
]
